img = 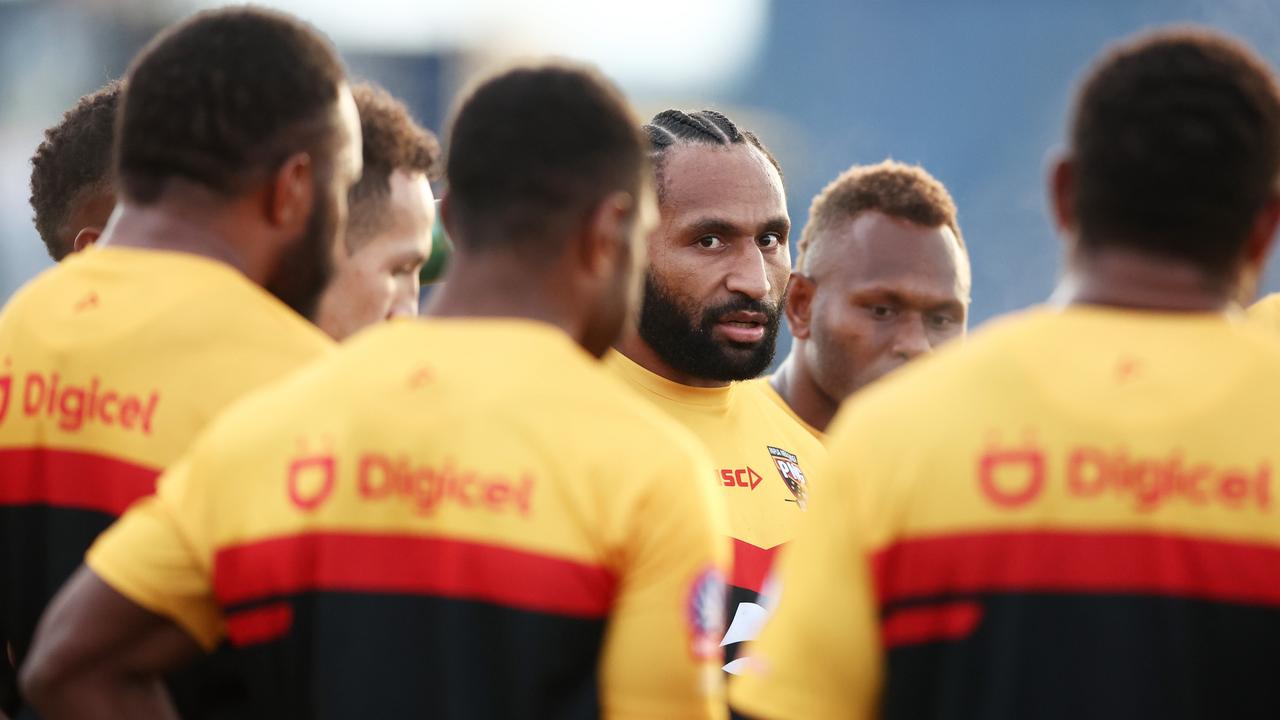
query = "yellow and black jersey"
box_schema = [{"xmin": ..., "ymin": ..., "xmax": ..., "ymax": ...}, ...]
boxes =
[
  {"xmin": 733, "ymin": 306, "xmax": 1280, "ymax": 720},
  {"xmin": 0, "ymin": 246, "xmax": 331, "ymax": 693},
  {"xmin": 606, "ymin": 353, "xmax": 825, "ymax": 672},
  {"xmin": 89, "ymin": 319, "xmax": 730, "ymax": 720}
]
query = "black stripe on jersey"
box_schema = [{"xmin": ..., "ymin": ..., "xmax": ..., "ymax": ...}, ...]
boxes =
[
  {"xmin": 883, "ymin": 592, "xmax": 1280, "ymax": 720},
  {"xmin": 222, "ymin": 590, "xmax": 607, "ymax": 720},
  {"xmin": 0, "ymin": 504, "xmax": 116, "ymax": 664},
  {"xmin": 0, "ymin": 505, "xmax": 248, "ymax": 720}
]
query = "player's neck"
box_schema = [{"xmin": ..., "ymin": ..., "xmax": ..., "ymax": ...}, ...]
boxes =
[
  {"xmin": 614, "ymin": 326, "xmax": 730, "ymax": 389},
  {"xmin": 1054, "ymin": 245, "xmax": 1235, "ymax": 313},
  {"xmin": 424, "ymin": 257, "xmax": 580, "ymax": 341},
  {"xmin": 771, "ymin": 354, "xmax": 837, "ymax": 432},
  {"xmin": 98, "ymin": 189, "xmax": 258, "ymax": 279}
]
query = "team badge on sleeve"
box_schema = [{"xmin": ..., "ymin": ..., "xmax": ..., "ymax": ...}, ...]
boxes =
[
  {"xmin": 768, "ymin": 446, "xmax": 808, "ymax": 510},
  {"xmin": 687, "ymin": 567, "xmax": 727, "ymax": 660}
]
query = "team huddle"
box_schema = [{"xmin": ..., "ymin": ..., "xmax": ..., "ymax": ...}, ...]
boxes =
[{"xmin": 2, "ymin": 5, "xmax": 1280, "ymax": 720}]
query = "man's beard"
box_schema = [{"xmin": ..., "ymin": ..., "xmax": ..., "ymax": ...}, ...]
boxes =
[
  {"xmin": 637, "ymin": 271, "xmax": 781, "ymax": 382},
  {"xmin": 266, "ymin": 186, "xmax": 337, "ymax": 321}
]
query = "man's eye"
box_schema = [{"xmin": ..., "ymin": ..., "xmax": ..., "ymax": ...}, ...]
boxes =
[
  {"xmin": 758, "ymin": 233, "xmax": 782, "ymax": 249},
  {"xmin": 869, "ymin": 305, "xmax": 896, "ymax": 319},
  {"xmin": 929, "ymin": 314, "xmax": 956, "ymax": 329},
  {"xmin": 697, "ymin": 236, "xmax": 724, "ymax": 249}
]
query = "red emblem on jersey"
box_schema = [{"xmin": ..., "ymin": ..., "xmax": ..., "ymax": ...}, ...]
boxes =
[
  {"xmin": 0, "ymin": 357, "xmax": 11, "ymax": 424},
  {"xmin": 768, "ymin": 446, "xmax": 808, "ymax": 510},
  {"xmin": 978, "ymin": 443, "xmax": 1046, "ymax": 508},
  {"xmin": 287, "ymin": 448, "xmax": 336, "ymax": 511}
]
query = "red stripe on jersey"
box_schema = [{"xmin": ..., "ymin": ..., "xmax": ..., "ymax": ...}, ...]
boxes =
[
  {"xmin": 0, "ymin": 447, "xmax": 158, "ymax": 515},
  {"xmin": 213, "ymin": 533, "xmax": 617, "ymax": 619},
  {"xmin": 872, "ymin": 530, "xmax": 1280, "ymax": 608},
  {"xmin": 881, "ymin": 601, "xmax": 983, "ymax": 648},
  {"xmin": 732, "ymin": 539, "xmax": 779, "ymax": 593},
  {"xmin": 226, "ymin": 602, "xmax": 295, "ymax": 647}
]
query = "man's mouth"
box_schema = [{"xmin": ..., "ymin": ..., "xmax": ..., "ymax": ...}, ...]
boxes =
[{"xmin": 714, "ymin": 310, "xmax": 768, "ymax": 343}]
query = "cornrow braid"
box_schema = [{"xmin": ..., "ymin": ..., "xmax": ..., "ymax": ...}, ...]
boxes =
[{"xmin": 643, "ymin": 108, "xmax": 783, "ymax": 200}]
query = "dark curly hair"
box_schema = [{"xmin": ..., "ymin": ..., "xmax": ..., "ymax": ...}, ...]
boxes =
[
  {"xmin": 347, "ymin": 82, "xmax": 442, "ymax": 248},
  {"xmin": 798, "ymin": 159, "xmax": 963, "ymax": 273},
  {"xmin": 29, "ymin": 80, "xmax": 122, "ymax": 261},
  {"xmin": 1070, "ymin": 27, "xmax": 1280, "ymax": 276},
  {"xmin": 445, "ymin": 62, "xmax": 647, "ymax": 256},
  {"xmin": 115, "ymin": 6, "xmax": 347, "ymax": 205}
]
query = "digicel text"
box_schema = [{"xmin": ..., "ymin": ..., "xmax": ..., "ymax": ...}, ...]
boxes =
[{"xmin": 6, "ymin": 371, "xmax": 159, "ymax": 435}]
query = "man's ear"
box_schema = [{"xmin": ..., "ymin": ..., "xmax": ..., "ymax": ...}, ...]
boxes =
[
  {"xmin": 267, "ymin": 153, "xmax": 315, "ymax": 234},
  {"xmin": 579, "ymin": 191, "xmax": 634, "ymax": 277},
  {"xmin": 1244, "ymin": 194, "xmax": 1280, "ymax": 266},
  {"xmin": 71, "ymin": 227, "xmax": 102, "ymax": 253},
  {"xmin": 1049, "ymin": 154, "xmax": 1076, "ymax": 238},
  {"xmin": 784, "ymin": 272, "xmax": 816, "ymax": 340}
]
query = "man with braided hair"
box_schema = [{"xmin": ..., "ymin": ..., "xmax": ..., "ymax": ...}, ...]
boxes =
[
  {"xmin": 765, "ymin": 160, "xmax": 971, "ymax": 436},
  {"xmin": 607, "ymin": 108, "xmax": 824, "ymax": 672}
]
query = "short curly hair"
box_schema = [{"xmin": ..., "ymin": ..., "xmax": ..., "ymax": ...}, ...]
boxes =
[
  {"xmin": 797, "ymin": 159, "xmax": 963, "ymax": 273},
  {"xmin": 1069, "ymin": 27, "xmax": 1280, "ymax": 277},
  {"xmin": 29, "ymin": 80, "xmax": 122, "ymax": 261},
  {"xmin": 115, "ymin": 6, "xmax": 347, "ymax": 205},
  {"xmin": 446, "ymin": 62, "xmax": 647, "ymax": 256},
  {"xmin": 347, "ymin": 82, "xmax": 442, "ymax": 249}
]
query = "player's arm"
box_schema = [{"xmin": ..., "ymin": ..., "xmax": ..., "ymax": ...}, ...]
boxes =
[
  {"xmin": 22, "ymin": 457, "xmax": 223, "ymax": 720},
  {"xmin": 728, "ymin": 427, "xmax": 884, "ymax": 720},
  {"xmin": 19, "ymin": 566, "xmax": 200, "ymax": 720},
  {"xmin": 599, "ymin": 435, "xmax": 731, "ymax": 720}
]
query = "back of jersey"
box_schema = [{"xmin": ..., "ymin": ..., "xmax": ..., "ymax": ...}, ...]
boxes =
[
  {"xmin": 867, "ymin": 308, "xmax": 1280, "ymax": 720},
  {"xmin": 89, "ymin": 318, "xmax": 729, "ymax": 719},
  {"xmin": 0, "ymin": 247, "xmax": 331, "ymax": 715},
  {"xmin": 735, "ymin": 307, "xmax": 1280, "ymax": 720}
]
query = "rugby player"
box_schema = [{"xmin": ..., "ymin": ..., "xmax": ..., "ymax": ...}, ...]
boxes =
[
  {"xmin": 767, "ymin": 160, "xmax": 970, "ymax": 435},
  {"xmin": 607, "ymin": 109, "xmax": 823, "ymax": 670},
  {"xmin": 21, "ymin": 62, "xmax": 729, "ymax": 720},
  {"xmin": 314, "ymin": 82, "xmax": 441, "ymax": 340},
  {"xmin": 0, "ymin": 7, "xmax": 359, "ymax": 717},
  {"xmin": 29, "ymin": 80, "xmax": 121, "ymax": 261},
  {"xmin": 733, "ymin": 27, "xmax": 1280, "ymax": 720}
]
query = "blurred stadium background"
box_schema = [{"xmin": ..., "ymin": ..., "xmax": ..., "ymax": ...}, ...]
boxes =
[{"xmin": 4, "ymin": 0, "xmax": 1280, "ymax": 351}]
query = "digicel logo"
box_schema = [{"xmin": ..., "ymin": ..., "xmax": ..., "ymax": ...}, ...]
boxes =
[{"xmin": 720, "ymin": 467, "xmax": 763, "ymax": 490}]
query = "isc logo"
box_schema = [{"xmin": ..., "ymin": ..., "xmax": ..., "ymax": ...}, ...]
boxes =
[{"xmin": 720, "ymin": 467, "xmax": 762, "ymax": 490}]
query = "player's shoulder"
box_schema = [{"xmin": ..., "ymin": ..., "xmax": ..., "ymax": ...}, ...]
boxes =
[
  {"xmin": 1247, "ymin": 293, "xmax": 1280, "ymax": 335},
  {"xmin": 0, "ymin": 253, "xmax": 80, "ymax": 321},
  {"xmin": 570, "ymin": 355, "xmax": 713, "ymax": 463},
  {"xmin": 826, "ymin": 309, "xmax": 1049, "ymax": 447}
]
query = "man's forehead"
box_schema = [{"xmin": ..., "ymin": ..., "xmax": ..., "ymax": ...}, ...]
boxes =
[
  {"xmin": 660, "ymin": 144, "xmax": 786, "ymax": 227},
  {"xmin": 816, "ymin": 211, "xmax": 970, "ymax": 295}
]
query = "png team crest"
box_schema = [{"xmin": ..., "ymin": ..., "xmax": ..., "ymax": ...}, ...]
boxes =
[{"xmin": 768, "ymin": 446, "xmax": 807, "ymax": 510}]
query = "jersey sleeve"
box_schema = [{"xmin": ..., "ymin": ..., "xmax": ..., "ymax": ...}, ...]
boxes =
[
  {"xmin": 598, "ymin": 430, "xmax": 730, "ymax": 720},
  {"xmin": 86, "ymin": 454, "xmax": 224, "ymax": 650},
  {"xmin": 728, "ymin": 416, "xmax": 883, "ymax": 720}
]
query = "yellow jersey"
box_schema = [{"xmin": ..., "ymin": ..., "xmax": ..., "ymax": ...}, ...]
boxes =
[
  {"xmin": 605, "ymin": 353, "xmax": 825, "ymax": 670},
  {"xmin": 88, "ymin": 319, "xmax": 730, "ymax": 720},
  {"xmin": 732, "ymin": 306, "xmax": 1280, "ymax": 720},
  {"xmin": 0, "ymin": 246, "xmax": 331, "ymax": 707},
  {"xmin": 756, "ymin": 378, "xmax": 823, "ymax": 441},
  {"xmin": 1247, "ymin": 292, "xmax": 1280, "ymax": 334}
]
